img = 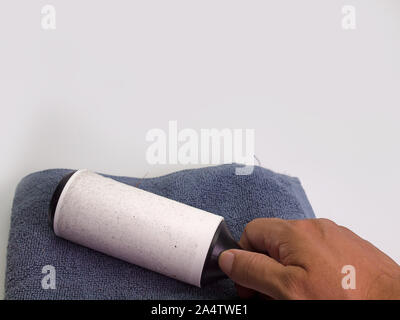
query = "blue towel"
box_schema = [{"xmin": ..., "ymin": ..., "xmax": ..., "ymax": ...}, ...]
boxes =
[{"xmin": 5, "ymin": 164, "xmax": 315, "ymax": 299}]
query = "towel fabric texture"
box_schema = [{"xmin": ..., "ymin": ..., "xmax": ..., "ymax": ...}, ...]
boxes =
[{"xmin": 5, "ymin": 164, "xmax": 315, "ymax": 299}]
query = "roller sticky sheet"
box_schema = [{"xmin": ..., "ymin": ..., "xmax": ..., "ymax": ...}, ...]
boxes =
[{"xmin": 49, "ymin": 169, "xmax": 240, "ymax": 287}]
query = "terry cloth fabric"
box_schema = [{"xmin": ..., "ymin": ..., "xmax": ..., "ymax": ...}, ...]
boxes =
[{"xmin": 5, "ymin": 164, "xmax": 315, "ymax": 299}]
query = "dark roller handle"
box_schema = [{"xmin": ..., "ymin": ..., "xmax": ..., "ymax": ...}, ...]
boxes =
[{"xmin": 200, "ymin": 220, "xmax": 241, "ymax": 286}]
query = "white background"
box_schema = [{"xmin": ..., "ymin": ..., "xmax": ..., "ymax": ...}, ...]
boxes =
[{"xmin": 0, "ymin": 1, "xmax": 399, "ymax": 298}]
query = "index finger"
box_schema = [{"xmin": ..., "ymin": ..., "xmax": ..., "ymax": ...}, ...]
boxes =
[{"xmin": 239, "ymin": 218, "xmax": 299, "ymax": 262}]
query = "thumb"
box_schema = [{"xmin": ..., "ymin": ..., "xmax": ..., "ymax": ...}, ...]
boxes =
[{"xmin": 219, "ymin": 249, "xmax": 287, "ymax": 299}]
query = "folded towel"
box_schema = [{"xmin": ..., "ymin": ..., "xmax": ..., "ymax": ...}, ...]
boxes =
[{"xmin": 5, "ymin": 164, "xmax": 314, "ymax": 299}]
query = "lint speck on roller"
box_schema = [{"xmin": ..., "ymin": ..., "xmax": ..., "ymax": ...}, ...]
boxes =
[{"xmin": 49, "ymin": 170, "xmax": 240, "ymax": 287}]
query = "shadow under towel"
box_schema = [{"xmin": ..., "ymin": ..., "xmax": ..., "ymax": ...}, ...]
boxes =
[{"xmin": 5, "ymin": 164, "xmax": 315, "ymax": 299}]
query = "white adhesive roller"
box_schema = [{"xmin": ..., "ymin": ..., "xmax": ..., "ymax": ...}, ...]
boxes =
[{"xmin": 49, "ymin": 169, "xmax": 239, "ymax": 287}]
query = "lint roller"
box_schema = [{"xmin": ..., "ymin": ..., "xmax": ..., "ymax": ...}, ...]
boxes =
[{"xmin": 49, "ymin": 169, "xmax": 240, "ymax": 287}]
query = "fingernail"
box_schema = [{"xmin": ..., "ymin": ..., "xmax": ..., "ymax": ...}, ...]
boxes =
[{"xmin": 219, "ymin": 251, "xmax": 235, "ymax": 275}]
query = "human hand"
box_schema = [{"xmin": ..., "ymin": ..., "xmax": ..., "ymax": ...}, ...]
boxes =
[{"xmin": 218, "ymin": 218, "xmax": 400, "ymax": 299}]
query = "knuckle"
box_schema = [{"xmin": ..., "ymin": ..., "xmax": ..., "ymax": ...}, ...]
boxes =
[
  {"xmin": 317, "ymin": 218, "xmax": 336, "ymax": 227},
  {"xmin": 288, "ymin": 219, "xmax": 313, "ymax": 236},
  {"xmin": 278, "ymin": 242, "xmax": 294, "ymax": 264},
  {"xmin": 290, "ymin": 219, "xmax": 308, "ymax": 229},
  {"xmin": 277, "ymin": 219, "xmax": 294, "ymax": 234},
  {"xmin": 315, "ymin": 218, "xmax": 337, "ymax": 235},
  {"xmin": 281, "ymin": 268, "xmax": 307, "ymax": 298},
  {"xmin": 293, "ymin": 218, "xmax": 336, "ymax": 238}
]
